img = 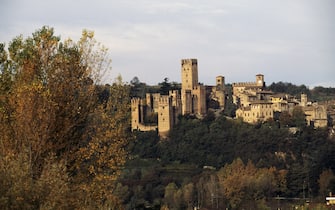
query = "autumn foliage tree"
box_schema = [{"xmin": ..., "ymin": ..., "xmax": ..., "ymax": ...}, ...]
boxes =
[
  {"xmin": 0, "ymin": 27, "xmax": 130, "ymax": 209},
  {"xmin": 217, "ymin": 158, "xmax": 287, "ymax": 209}
]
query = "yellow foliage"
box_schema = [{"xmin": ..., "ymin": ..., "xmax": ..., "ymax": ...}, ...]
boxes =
[{"xmin": 0, "ymin": 26, "xmax": 129, "ymax": 209}]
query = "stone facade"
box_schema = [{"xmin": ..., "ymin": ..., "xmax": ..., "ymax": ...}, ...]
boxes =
[
  {"xmin": 234, "ymin": 79, "xmax": 328, "ymax": 127},
  {"xmin": 235, "ymin": 90, "xmax": 274, "ymax": 123},
  {"xmin": 300, "ymin": 94, "xmax": 328, "ymax": 127},
  {"xmin": 232, "ymin": 74, "xmax": 265, "ymax": 107}
]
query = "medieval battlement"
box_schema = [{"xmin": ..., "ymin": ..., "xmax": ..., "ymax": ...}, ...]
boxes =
[
  {"xmin": 159, "ymin": 95, "xmax": 171, "ymax": 104},
  {"xmin": 232, "ymin": 74, "xmax": 264, "ymax": 88},
  {"xmin": 181, "ymin": 59, "xmax": 197, "ymax": 65},
  {"xmin": 131, "ymin": 98, "xmax": 142, "ymax": 105},
  {"xmin": 232, "ymin": 82, "xmax": 258, "ymax": 87},
  {"xmin": 169, "ymin": 90, "xmax": 179, "ymax": 95}
]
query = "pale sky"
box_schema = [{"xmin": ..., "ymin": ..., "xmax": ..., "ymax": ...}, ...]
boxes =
[{"xmin": 1, "ymin": 0, "xmax": 334, "ymax": 87}]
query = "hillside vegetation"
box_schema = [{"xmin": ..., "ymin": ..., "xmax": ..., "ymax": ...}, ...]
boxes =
[{"xmin": 117, "ymin": 113, "xmax": 335, "ymax": 209}]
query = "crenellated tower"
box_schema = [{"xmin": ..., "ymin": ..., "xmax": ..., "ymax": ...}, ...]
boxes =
[
  {"xmin": 181, "ymin": 58, "xmax": 207, "ymax": 115},
  {"xmin": 181, "ymin": 59, "xmax": 198, "ymax": 90},
  {"xmin": 131, "ymin": 98, "xmax": 142, "ymax": 130},
  {"xmin": 158, "ymin": 95, "xmax": 173, "ymax": 137}
]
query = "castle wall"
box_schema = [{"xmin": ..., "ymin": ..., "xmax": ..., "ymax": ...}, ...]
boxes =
[
  {"xmin": 192, "ymin": 85, "xmax": 207, "ymax": 116},
  {"xmin": 182, "ymin": 90, "xmax": 192, "ymax": 115},
  {"xmin": 169, "ymin": 90, "xmax": 182, "ymax": 124},
  {"xmin": 131, "ymin": 98, "xmax": 158, "ymax": 132}
]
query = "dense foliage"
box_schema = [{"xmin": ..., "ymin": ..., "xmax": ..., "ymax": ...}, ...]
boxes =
[
  {"xmin": 267, "ymin": 81, "xmax": 335, "ymax": 101},
  {"xmin": 119, "ymin": 114, "xmax": 335, "ymax": 209},
  {"xmin": 0, "ymin": 27, "xmax": 131, "ymax": 209}
]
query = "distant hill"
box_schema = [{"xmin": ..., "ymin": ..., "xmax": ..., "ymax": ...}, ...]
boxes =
[{"xmin": 266, "ymin": 82, "xmax": 335, "ymax": 101}]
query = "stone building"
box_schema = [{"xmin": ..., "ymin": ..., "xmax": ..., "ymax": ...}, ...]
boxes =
[
  {"xmin": 210, "ymin": 76, "xmax": 226, "ymax": 109},
  {"xmin": 232, "ymin": 74, "xmax": 265, "ymax": 107},
  {"xmin": 131, "ymin": 58, "xmax": 225, "ymax": 137},
  {"xmin": 271, "ymin": 93, "xmax": 295, "ymax": 113},
  {"xmin": 300, "ymin": 94, "xmax": 328, "ymax": 127},
  {"xmin": 234, "ymin": 83, "xmax": 328, "ymax": 127},
  {"xmin": 233, "ymin": 74, "xmax": 274, "ymax": 123},
  {"xmin": 235, "ymin": 90, "xmax": 274, "ymax": 123}
]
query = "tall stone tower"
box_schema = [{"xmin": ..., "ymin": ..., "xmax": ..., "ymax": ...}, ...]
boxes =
[
  {"xmin": 181, "ymin": 59, "xmax": 198, "ymax": 115},
  {"xmin": 181, "ymin": 59, "xmax": 198, "ymax": 90},
  {"xmin": 215, "ymin": 75, "xmax": 226, "ymax": 108},
  {"xmin": 158, "ymin": 95, "xmax": 173, "ymax": 137},
  {"xmin": 131, "ymin": 98, "xmax": 142, "ymax": 130}
]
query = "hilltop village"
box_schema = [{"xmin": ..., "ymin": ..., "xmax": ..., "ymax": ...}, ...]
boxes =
[{"xmin": 131, "ymin": 58, "xmax": 330, "ymax": 137}]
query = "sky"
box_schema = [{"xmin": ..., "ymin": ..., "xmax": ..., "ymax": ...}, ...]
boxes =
[{"xmin": 1, "ymin": 0, "xmax": 334, "ymax": 88}]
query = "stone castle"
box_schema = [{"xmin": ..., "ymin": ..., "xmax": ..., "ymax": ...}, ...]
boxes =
[
  {"xmin": 131, "ymin": 58, "xmax": 329, "ymax": 137},
  {"xmin": 131, "ymin": 58, "xmax": 225, "ymax": 137}
]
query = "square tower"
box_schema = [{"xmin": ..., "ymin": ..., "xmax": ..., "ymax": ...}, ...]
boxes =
[
  {"xmin": 256, "ymin": 74, "xmax": 265, "ymax": 87},
  {"xmin": 158, "ymin": 96, "xmax": 173, "ymax": 137},
  {"xmin": 181, "ymin": 59, "xmax": 198, "ymax": 90},
  {"xmin": 216, "ymin": 75, "xmax": 225, "ymax": 90}
]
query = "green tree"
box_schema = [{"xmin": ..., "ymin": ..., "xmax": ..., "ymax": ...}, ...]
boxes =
[
  {"xmin": 279, "ymin": 111, "xmax": 292, "ymax": 127},
  {"xmin": 318, "ymin": 169, "xmax": 335, "ymax": 197},
  {"xmin": 159, "ymin": 77, "xmax": 172, "ymax": 95},
  {"xmin": 292, "ymin": 106, "xmax": 306, "ymax": 128}
]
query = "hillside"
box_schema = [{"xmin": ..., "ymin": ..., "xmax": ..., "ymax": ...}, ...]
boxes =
[
  {"xmin": 266, "ymin": 81, "xmax": 335, "ymax": 101},
  {"xmin": 117, "ymin": 113, "xmax": 335, "ymax": 209}
]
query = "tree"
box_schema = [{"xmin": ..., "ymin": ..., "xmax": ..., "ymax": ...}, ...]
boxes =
[
  {"xmin": 217, "ymin": 159, "xmax": 282, "ymax": 209},
  {"xmin": 318, "ymin": 169, "xmax": 335, "ymax": 197},
  {"xmin": 182, "ymin": 182, "xmax": 195, "ymax": 209},
  {"xmin": 164, "ymin": 182, "xmax": 179, "ymax": 209},
  {"xmin": 159, "ymin": 77, "xmax": 172, "ymax": 95},
  {"xmin": 292, "ymin": 106, "xmax": 306, "ymax": 128},
  {"xmin": 130, "ymin": 76, "xmax": 147, "ymax": 98},
  {"xmin": 279, "ymin": 111, "xmax": 292, "ymax": 127},
  {"xmin": 73, "ymin": 76, "xmax": 130, "ymax": 208},
  {"xmin": 0, "ymin": 26, "xmax": 129, "ymax": 209}
]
